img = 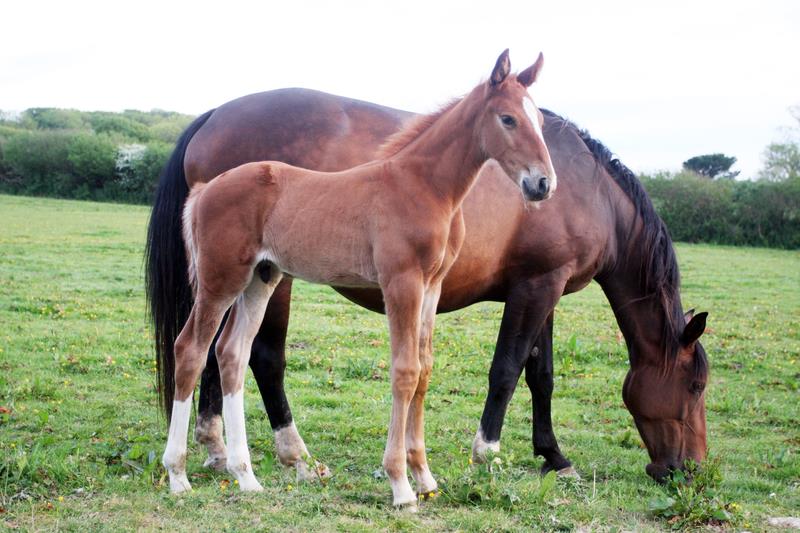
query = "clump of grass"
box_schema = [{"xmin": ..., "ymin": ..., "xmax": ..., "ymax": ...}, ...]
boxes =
[
  {"xmin": 648, "ymin": 456, "xmax": 740, "ymax": 529},
  {"xmin": 440, "ymin": 452, "xmax": 556, "ymax": 509}
]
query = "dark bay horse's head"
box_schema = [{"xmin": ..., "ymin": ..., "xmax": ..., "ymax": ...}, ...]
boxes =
[
  {"xmin": 476, "ymin": 49, "xmax": 557, "ymax": 202},
  {"xmin": 622, "ymin": 310, "xmax": 709, "ymax": 482}
]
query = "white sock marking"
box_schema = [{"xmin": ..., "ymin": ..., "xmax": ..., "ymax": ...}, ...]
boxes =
[
  {"xmin": 223, "ymin": 390, "xmax": 263, "ymax": 491},
  {"xmin": 471, "ymin": 427, "xmax": 501, "ymax": 463},
  {"xmin": 389, "ymin": 473, "xmax": 417, "ymax": 507},
  {"xmin": 163, "ymin": 397, "xmax": 193, "ymax": 493}
]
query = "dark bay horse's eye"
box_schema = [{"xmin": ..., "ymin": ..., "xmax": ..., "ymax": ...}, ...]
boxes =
[
  {"xmin": 690, "ymin": 381, "xmax": 706, "ymax": 394},
  {"xmin": 500, "ymin": 115, "xmax": 517, "ymax": 128}
]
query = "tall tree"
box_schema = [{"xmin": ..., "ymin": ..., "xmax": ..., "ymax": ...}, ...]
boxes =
[
  {"xmin": 759, "ymin": 106, "xmax": 800, "ymax": 182},
  {"xmin": 683, "ymin": 153, "xmax": 739, "ymax": 179}
]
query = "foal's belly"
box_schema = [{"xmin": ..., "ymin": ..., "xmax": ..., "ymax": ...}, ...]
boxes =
[{"xmin": 266, "ymin": 246, "xmax": 379, "ymax": 289}]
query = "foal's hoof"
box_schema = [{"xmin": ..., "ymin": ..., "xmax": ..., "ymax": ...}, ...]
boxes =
[
  {"xmin": 391, "ymin": 484, "xmax": 419, "ymax": 511},
  {"xmin": 203, "ymin": 454, "xmax": 228, "ymax": 472},
  {"xmin": 417, "ymin": 489, "xmax": 440, "ymax": 501},
  {"xmin": 394, "ymin": 500, "xmax": 419, "ymax": 513},
  {"xmin": 237, "ymin": 478, "xmax": 265, "ymax": 492},
  {"xmin": 169, "ymin": 475, "xmax": 192, "ymax": 494}
]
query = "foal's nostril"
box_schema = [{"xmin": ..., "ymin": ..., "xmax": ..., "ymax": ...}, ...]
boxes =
[
  {"xmin": 521, "ymin": 177, "xmax": 536, "ymax": 199},
  {"xmin": 521, "ymin": 175, "xmax": 549, "ymax": 201},
  {"xmin": 537, "ymin": 176, "xmax": 549, "ymax": 195}
]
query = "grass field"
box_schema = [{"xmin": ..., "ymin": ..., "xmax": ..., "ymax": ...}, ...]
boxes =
[{"xmin": 0, "ymin": 194, "xmax": 798, "ymax": 531}]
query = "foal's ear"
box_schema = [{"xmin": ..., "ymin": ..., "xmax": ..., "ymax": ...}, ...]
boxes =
[
  {"xmin": 517, "ymin": 52, "xmax": 544, "ymax": 87},
  {"xmin": 680, "ymin": 311, "xmax": 708, "ymax": 347},
  {"xmin": 683, "ymin": 308, "xmax": 696, "ymax": 324},
  {"xmin": 490, "ymin": 49, "xmax": 511, "ymax": 86}
]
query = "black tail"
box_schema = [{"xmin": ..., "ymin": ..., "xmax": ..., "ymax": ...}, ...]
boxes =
[{"xmin": 145, "ymin": 109, "xmax": 215, "ymax": 422}]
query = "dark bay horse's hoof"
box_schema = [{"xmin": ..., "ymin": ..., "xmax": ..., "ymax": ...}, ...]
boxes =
[
  {"xmin": 541, "ymin": 461, "xmax": 581, "ymax": 480},
  {"xmin": 295, "ymin": 459, "xmax": 332, "ymax": 482},
  {"xmin": 556, "ymin": 466, "xmax": 581, "ymax": 479},
  {"xmin": 202, "ymin": 454, "xmax": 227, "ymax": 472}
]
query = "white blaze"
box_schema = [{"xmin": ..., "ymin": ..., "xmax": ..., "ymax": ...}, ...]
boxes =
[
  {"xmin": 522, "ymin": 96, "xmax": 557, "ymax": 189},
  {"xmin": 523, "ymin": 96, "xmax": 545, "ymax": 142}
]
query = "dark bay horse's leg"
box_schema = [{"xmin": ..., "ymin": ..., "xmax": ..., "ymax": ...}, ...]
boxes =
[
  {"xmin": 196, "ymin": 278, "xmax": 322, "ymax": 478},
  {"xmin": 248, "ymin": 278, "xmax": 294, "ymax": 433},
  {"xmin": 524, "ymin": 313, "xmax": 574, "ymax": 474},
  {"xmin": 472, "ymin": 278, "xmax": 571, "ymax": 473}
]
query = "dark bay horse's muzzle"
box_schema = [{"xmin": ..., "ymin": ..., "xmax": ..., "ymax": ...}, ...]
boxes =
[
  {"xmin": 646, "ymin": 461, "xmax": 684, "ymax": 484},
  {"xmin": 521, "ymin": 174, "xmax": 551, "ymax": 202}
]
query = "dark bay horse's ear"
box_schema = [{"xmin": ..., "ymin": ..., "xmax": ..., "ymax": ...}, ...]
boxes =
[
  {"xmin": 680, "ymin": 312, "xmax": 708, "ymax": 347},
  {"xmin": 516, "ymin": 52, "xmax": 544, "ymax": 87},
  {"xmin": 683, "ymin": 308, "xmax": 696, "ymax": 324},
  {"xmin": 490, "ymin": 49, "xmax": 511, "ymax": 86}
]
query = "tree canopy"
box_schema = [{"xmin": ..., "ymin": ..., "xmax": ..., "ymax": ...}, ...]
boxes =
[{"xmin": 682, "ymin": 153, "xmax": 739, "ymax": 179}]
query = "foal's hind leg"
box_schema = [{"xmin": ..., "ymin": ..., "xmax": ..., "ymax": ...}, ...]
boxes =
[
  {"xmin": 195, "ymin": 311, "xmax": 229, "ymax": 472},
  {"xmin": 163, "ymin": 298, "xmax": 231, "ymax": 493},
  {"xmin": 406, "ymin": 283, "xmax": 441, "ymax": 497},
  {"xmin": 215, "ymin": 263, "xmax": 283, "ymax": 491}
]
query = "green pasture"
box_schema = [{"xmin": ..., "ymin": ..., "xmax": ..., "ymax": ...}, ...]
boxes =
[{"xmin": 0, "ymin": 194, "xmax": 798, "ymax": 531}]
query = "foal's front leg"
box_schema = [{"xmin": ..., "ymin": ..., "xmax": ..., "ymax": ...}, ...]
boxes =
[
  {"xmin": 382, "ymin": 273, "xmax": 424, "ymax": 508},
  {"xmin": 215, "ymin": 270, "xmax": 282, "ymax": 491},
  {"xmin": 405, "ymin": 283, "xmax": 441, "ymax": 497}
]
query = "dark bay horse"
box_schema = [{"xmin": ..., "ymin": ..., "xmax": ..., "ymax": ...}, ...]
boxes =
[
  {"xmin": 160, "ymin": 51, "xmax": 556, "ymax": 505},
  {"xmin": 147, "ymin": 65, "xmax": 710, "ymax": 487}
]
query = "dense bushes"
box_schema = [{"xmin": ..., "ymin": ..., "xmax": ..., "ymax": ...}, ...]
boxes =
[
  {"xmin": 0, "ymin": 108, "xmax": 192, "ymax": 203},
  {"xmin": 641, "ymin": 172, "xmax": 800, "ymax": 249}
]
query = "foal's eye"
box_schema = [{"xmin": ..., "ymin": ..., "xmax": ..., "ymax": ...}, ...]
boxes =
[
  {"xmin": 500, "ymin": 115, "xmax": 517, "ymax": 128},
  {"xmin": 690, "ymin": 381, "xmax": 705, "ymax": 394}
]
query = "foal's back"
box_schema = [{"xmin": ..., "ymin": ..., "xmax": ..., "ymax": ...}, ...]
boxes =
[{"xmin": 190, "ymin": 158, "xmax": 449, "ymax": 289}]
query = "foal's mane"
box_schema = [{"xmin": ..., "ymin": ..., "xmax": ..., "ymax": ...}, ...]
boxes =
[
  {"xmin": 376, "ymin": 99, "xmax": 460, "ymax": 159},
  {"xmin": 541, "ymin": 109, "xmax": 707, "ymax": 378}
]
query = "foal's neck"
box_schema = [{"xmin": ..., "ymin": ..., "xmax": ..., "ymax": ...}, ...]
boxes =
[{"xmin": 393, "ymin": 95, "xmax": 487, "ymax": 209}]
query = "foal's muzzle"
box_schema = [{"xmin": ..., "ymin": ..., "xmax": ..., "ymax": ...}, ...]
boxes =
[{"xmin": 521, "ymin": 174, "xmax": 552, "ymax": 202}]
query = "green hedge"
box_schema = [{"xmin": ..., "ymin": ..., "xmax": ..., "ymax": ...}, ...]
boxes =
[
  {"xmin": 641, "ymin": 173, "xmax": 800, "ymax": 249},
  {"xmin": 0, "ymin": 107, "xmax": 191, "ymax": 203},
  {"xmin": 0, "ymin": 130, "xmax": 171, "ymax": 203}
]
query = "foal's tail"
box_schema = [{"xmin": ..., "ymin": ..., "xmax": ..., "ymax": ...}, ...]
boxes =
[
  {"xmin": 145, "ymin": 109, "xmax": 214, "ymax": 423},
  {"xmin": 182, "ymin": 183, "xmax": 208, "ymax": 298}
]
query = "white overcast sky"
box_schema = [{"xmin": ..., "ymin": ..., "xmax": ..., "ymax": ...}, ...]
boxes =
[{"xmin": 2, "ymin": 0, "xmax": 798, "ymax": 178}]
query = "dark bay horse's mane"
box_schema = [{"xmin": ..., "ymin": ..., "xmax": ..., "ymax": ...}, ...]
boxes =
[{"xmin": 541, "ymin": 109, "xmax": 707, "ymax": 379}]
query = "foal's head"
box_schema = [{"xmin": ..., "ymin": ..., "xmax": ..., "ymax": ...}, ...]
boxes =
[{"xmin": 477, "ymin": 49, "xmax": 556, "ymax": 202}]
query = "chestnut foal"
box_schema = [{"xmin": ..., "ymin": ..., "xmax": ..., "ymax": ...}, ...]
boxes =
[{"xmin": 161, "ymin": 50, "xmax": 557, "ymax": 507}]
